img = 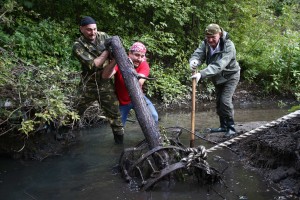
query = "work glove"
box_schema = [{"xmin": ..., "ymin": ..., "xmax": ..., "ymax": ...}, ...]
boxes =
[
  {"xmin": 191, "ymin": 73, "xmax": 201, "ymax": 83},
  {"xmin": 104, "ymin": 38, "xmax": 112, "ymax": 50},
  {"xmin": 104, "ymin": 38, "xmax": 114, "ymax": 59},
  {"xmin": 189, "ymin": 59, "xmax": 199, "ymax": 70}
]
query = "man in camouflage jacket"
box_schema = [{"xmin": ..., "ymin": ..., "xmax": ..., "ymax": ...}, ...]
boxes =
[
  {"xmin": 189, "ymin": 24, "xmax": 240, "ymax": 137},
  {"xmin": 72, "ymin": 16, "xmax": 124, "ymax": 144}
]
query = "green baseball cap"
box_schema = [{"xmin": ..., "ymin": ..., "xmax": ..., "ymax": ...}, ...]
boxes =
[{"xmin": 205, "ymin": 24, "xmax": 221, "ymax": 35}]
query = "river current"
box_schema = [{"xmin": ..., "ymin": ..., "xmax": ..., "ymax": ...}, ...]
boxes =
[{"xmin": 0, "ymin": 105, "xmax": 289, "ymax": 200}]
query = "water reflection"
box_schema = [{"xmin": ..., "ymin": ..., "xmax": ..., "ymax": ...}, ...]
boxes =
[{"xmin": 0, "ymin": 107, "xmax": 289, "ymax": 200}]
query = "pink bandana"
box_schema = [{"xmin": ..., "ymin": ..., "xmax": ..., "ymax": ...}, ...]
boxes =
[{"xmin": 130, "ymin": 42, "xmax": 147, "ymax": 53}]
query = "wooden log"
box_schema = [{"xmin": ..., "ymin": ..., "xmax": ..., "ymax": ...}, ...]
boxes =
[{"xmin": 110, "ymin": 36, "xmax": 161, "ymax": 149}]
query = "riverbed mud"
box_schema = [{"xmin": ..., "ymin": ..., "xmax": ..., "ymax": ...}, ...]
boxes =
[
  {"xmin": 205, "ymin": 114, "xmax": 300, "ymax": 199},
  {"xmin": 237, "ymin": 116, "xmax": 300, "ymax": 198}
]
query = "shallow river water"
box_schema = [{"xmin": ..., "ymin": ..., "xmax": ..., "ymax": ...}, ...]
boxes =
[{"xmin": 0, "ymin": 104, "xmax": 290, "ymax": 200}]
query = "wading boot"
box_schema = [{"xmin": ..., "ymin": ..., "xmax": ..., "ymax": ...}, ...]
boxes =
[
  {"xmin": 113, "ymin": 130, "xmax": 124, "ymax": 145},
  {"xmin": 208, "ymin": 117, "xmax": 227, "ymax": 133},
  {"xmin": 224, "ymin": 117, "xmax": 236, "ymax": 137}
]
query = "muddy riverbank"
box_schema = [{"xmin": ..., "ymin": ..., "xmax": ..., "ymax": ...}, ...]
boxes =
[
  {"xmin": 238, "ymin": 113, "xmax": 300, "ymax": 199},
  {"xmin": 204, "ymin": 111, "xmax": 300, "ymax": 199}
]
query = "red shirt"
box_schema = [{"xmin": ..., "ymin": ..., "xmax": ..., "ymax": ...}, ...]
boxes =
[{"xmin": 114, "ymin": 61, "xmax": 150, "ymax": 105}]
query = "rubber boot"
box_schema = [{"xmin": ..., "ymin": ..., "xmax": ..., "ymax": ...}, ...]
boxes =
[
  {"xmin": 209, "ymin": 117, "xmax": 227, "ymax": 133},
  {"xmin": 225, "ymin": 117, "xmax": 236, "ymax": 137},
  {"xmin": 113, "ymin": 130, "xmax": 124, "ymax": 144}
]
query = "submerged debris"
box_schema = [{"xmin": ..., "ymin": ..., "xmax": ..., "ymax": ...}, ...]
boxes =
[{"xmin": 119, "ymin": 127, "xmax": 221, "ymax": 191}]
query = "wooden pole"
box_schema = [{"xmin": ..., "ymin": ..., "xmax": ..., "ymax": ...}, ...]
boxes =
[
  {"xmin": 190, "ymin": 71, "xmax": 197, "ymax": 147},
  {"xmin": 110, "ymin": 36, "xmax": 161, "ymax": 149}
]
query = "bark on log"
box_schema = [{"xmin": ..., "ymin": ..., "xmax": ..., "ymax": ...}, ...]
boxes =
[{"xmin": 110, "ymin": 36, "xmax": 161, "ymax": 149}]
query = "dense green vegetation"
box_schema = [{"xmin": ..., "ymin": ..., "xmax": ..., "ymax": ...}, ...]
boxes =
[{"xmin": 0, "ymin": 0, "xmax": 299, "ymax": 138}]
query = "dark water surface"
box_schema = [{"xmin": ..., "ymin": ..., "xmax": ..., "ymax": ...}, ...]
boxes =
[{"xmin": 0, "ymin": 106, "xmax": 290, "ymax": 200}]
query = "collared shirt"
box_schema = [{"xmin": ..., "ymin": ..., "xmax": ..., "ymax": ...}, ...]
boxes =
[{"xmin": 209, "ymin": 41, "xmax": 220, "ymax": 56}]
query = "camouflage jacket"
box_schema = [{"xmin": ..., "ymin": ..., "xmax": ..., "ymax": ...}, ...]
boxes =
[
  {"xmin": 73, "ymin": 32, "xmax": 110, "ymax": 79},
  {"xmin": 190, "ymin": 31, "xmax": 240, "ymax": 85}
]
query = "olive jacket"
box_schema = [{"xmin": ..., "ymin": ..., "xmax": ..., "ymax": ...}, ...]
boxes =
[
  {"xmin": 190, "ymin": 31, "xmax": 240, "ymax": 85},
  {"xmin": 72, "ymin": 32, "xmax": 109, "ymax": 80}
]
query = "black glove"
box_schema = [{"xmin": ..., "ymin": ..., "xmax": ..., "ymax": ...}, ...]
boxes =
[
  {"xmin": 104, "ymin": 38, "xmax": 114, "ymax": 59},
  {"xmin": 104, "ymin": 38, "xmax": 112, "ymax": 50}
]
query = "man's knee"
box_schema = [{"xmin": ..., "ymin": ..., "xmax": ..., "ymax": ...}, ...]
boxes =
[{"xmin": 152, "ymin": 112, "xmax": 159, "ymax": 123}]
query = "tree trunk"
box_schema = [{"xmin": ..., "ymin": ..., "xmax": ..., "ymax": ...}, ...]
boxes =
[{"xmin": 110, "ymin": 36, "xmax": 161, "ymax": 149}]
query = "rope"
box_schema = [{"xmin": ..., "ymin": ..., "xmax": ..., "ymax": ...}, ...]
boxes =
[
  {"xmin": 181, "ymin": 145, "xmax": 208, "ymax": 167},
  {"xmin": 206, "ymin": 110, "xmax": 300, "ymax": 153}
]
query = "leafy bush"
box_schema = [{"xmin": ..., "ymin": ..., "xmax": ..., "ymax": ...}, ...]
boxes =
[
  {"xmin": 233, "ymin": 0, "xmax": 300, "ymax": 98},
  {"xmin": 146, "ymin": 62, "xmax": 188, "ymax": 106},
  {"xmin": 0, "ymin": 5, "xmax": 80, "ymax": 136},
  {"xmin": 1, "ymin": 0, "xmax": 299, "ymax": 140}
]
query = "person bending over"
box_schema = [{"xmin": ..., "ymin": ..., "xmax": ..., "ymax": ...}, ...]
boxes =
[{"xmin": 189, "ymin": 24, "xmax": 240, "ymax": 137}]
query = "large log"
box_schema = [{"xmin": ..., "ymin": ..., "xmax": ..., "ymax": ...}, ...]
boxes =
[{"xmin": 110, "ymin": 36, "xmax": 161, "ymax": 149}]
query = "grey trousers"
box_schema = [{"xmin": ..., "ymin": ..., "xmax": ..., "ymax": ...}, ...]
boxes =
[{"xmin": 215, "ymin": 72, "xmax": 240, "ymax": 119}]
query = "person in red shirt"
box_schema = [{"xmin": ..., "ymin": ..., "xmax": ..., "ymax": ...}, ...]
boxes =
[{"xmin": 102, "ymin": 42, "xmax": 158, "ymax": 126}]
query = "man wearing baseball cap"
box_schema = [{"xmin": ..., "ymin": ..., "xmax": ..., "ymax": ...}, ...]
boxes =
[
  {"xmin": 72, "ymin": 16, "xmax": 124, "ymax": 144},
  {"xmin": 189, "ymin": 23, "xmax": 240, "ymax": 137}
]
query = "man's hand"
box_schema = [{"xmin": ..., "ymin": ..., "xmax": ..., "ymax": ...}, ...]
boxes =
[
  {"xmin": 191, "ymin": 73, "xmax": 201, "ymax": 83},
  {"xmin": 189, "ymin": 59, "xmax": 199, "ymax": 70},
  {"xmin": 104, "ymin": 38, "xmax": 112, "ymax": 50},
  {"xmin": 94, "ymin": 50, "xmax": 109, "ymax": 68},
  {"xmin": 104, "ymin": 38, "xmax": 114, "ymax": 59}
]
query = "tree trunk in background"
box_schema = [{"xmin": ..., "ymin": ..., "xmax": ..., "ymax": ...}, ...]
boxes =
[{"xmin": 110, "ymin": 36, "xmax": 161, "ymax": 149}]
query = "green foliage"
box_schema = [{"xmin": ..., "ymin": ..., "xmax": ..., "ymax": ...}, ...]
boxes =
[
  {"xmin": 268, "ymin": 31, "xmax": 300, "ymax": 95},
  {"xmin": 232, "ymin": 0, "xmax": 300, "ymax": 97},
  {"xmin": 1, "ymin": 0, "xmax": 300, "ymax": 139},
  {"xmin": 146, "ymin": 62, "xmax": 188, "ymax": 106},
  {"xmin": 0, "ymin": 2, "xmax": 80, "ymax": 136},
  {"xmin": 0, "ymin": 0, "xmax": 18, "ymax": 26},
  {"xmin": 1, "ymin": 50, "xmax": 80, "ymax": 136},
  {"xmin": 131, "ymin": 22, "xmax": 178, "ymax": 62},
  {"xmin": 145, "ymin": 51, "xmax": 190, "ymax": 106},
  {"xmin": 11, "ymin": 19, "xmax": 77, "ymax": 68},
  {"xmin": 288, "ymin": 105, "xmax": 300, "ymax": 112}
]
